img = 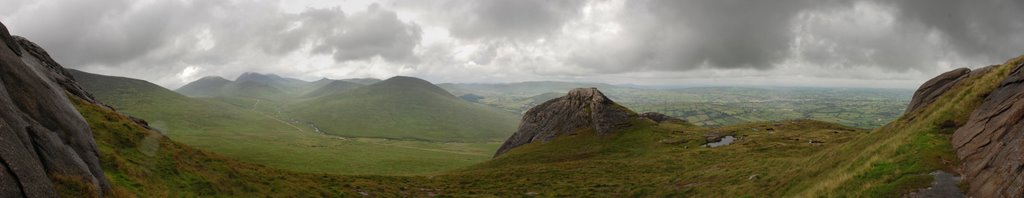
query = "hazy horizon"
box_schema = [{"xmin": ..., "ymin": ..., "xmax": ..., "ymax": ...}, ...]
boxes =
[{"xmin": 4, "ymin": 0, "xmax": 1022, "ymax": 89}]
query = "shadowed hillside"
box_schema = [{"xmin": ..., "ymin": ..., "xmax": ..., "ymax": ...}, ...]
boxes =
[{"xmin": 285, "ymin": 76, "xmax": 520, "ymax": 142}]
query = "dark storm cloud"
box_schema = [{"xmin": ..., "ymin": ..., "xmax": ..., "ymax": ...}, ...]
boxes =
[
  {"xmin": 5, "ymin": 0, "xmax": 1024, "ymax": 87},
  {"xmin": 885, "ymin": 0, "xmax": 1024, "ymax": 64},
  {"xmin": 568, "ymin": 0, "xmax": 1023, "ymax": 73},
  {"xmin": 570, "ymin": 0, "xmax": 839, "ymax": 72},
  {"xmin": 4, "ymin": 0, "xmax": 421, "ymax": 68},
  {"xmin": 7, "ymin": 0, "xmax": 176, "ymax": 66},
  {"xmin": 788, "ymin": 0, "xmax": 1024, "ymax": 72},
  {"xmin": 397, "ymin": 0, "xmax": 586, "ymax": 40}
]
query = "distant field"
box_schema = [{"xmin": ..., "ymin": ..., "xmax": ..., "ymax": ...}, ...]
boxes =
[{"xmin": 453, "ymin": 86, "xmax": 912, "ymax": 129}]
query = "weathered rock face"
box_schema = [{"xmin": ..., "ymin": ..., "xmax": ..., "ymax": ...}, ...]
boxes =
[
  {"xmin": 905, "ymin": 68, "xmax": 971, "ymax": 114},
  {"xmin": 0, "ymin": 22, "xmax": 110, "ymax": 196},
  {"xmin": 15, "ymin": 36, "xmax": 100, "ymax": 105},
  {"xmin": 952, "ymin": 61, "xmax": 1024, "ymax": 197},
  {"xmin": 494, "ymin": 88, "xmax": 635, "ymax": 157}
]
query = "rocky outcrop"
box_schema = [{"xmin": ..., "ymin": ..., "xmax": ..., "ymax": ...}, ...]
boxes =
[
  {"xmin": 952, "ymin": 61, "xmax": 1024, "ymax": 197},
  {"xmin": 0, "ymin": 22, "xmax": 110, "ymax": 196},
  {"xmin": 641, "ymin": 112, "xmax": 685, "ymax": 123},
  {"xmin": 494, "ymin": 88, "xmax": 635, "ymax": 157},
  {"xmin": 905, "ymin": 68, "xmax": 971, "ymax": 114},
  {"xmin": 13, "ymin": 36, "xmax": 100, "ymax": 105}
]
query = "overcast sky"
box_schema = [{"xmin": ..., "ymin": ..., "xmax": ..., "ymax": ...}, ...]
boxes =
[{"xmin": 3, "ymin": 0, "xmax": 1023, "ymax": 89}]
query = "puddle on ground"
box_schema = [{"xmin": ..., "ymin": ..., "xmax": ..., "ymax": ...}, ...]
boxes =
[
  {"xmin": 908, "ymin": 171, "xmax": 964, "ymax": 198},
  {"xmin": 705, "ymin": 136, "xmax": 735, "ymax": 148}
]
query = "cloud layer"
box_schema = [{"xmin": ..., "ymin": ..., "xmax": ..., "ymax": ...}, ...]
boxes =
[{"xmin": 3, "ymin": 0, "xmax": 1022, "ymax": 88}]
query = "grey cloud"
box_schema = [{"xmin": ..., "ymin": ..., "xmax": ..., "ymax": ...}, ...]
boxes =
[
  {"xmin": 6, "ymin": 0, "xmax": 1024, "ymax": 88},
  {"xmin": 307, "ymin": 4, "xmax": 422, "ymax": 62},
  {"xmin": 789, "ymin": 0, "xmax": 1024, "ymax": 72},
  {"xmin": 569, "ymin": 0, "xmax": 1024, "ymax": 74},
  {"xmin": 5, "ymin": 0, "xmax": 421, "ymax": 70},
  {"xmin": 9, "ymin": 0, "xmax": 157, "ymax": 66},
  {"xmin": 885, "ymin": 0, "xmax": 1024, "ymax": 64},
  {"xmin": 789, "ymin": 2, "xmax": 946, "ymax": 72},
  {"xmin": 571, "ymin": 0, "xmax": 826, "ymax": 72},
  {"xmin": 427, "ymin": 0, "xmax": 586, "ymax": 40}
]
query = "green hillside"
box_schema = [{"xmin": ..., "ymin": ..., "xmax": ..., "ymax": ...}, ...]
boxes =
[
  {"xmin": 300, "ymin": 79, "xmax": 364, "ymax": 98},
  {"xmin": 341, "ymin": 78, "xmax": 383, "ymax": 85},
  {"xmin": 176, "ymin": 72, "xmax": 310, "ymax": 100},
  {"xmin": 219, "ymin": 80, "xmax": 288, "ymax": 100},
  {"xmin": 70, "ymin": 70, "xmax": 503, "ymax": 175},
  {"xmin": 174, "ymin": 76, "xmax": 231, "ymax": 97},
  {"xmin": 72, "ymin": 97, "xmax": 425, "ymax": 197},
  {"xmin": 286, "ymin": 76, "xmax": 520, "ymax": 142}
]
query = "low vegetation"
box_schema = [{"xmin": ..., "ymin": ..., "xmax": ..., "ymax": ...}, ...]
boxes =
[
  {"xmin": 71, "ymin": 71, "xmax": 501, "ymax": 175},
  {"xmin": 71, "ymin": 56, "xmax": 1023, "ymax": 196}
]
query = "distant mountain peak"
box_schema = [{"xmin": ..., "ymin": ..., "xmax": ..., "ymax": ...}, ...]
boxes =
[
  {"xmin": 341, "ymin": 78, "xmax": 383, "ymax": 85},
  {"xmin": 494, "ymin": 87, "xmax": 636, "ymax": 157},
  {"xmin": 237, "ymin": 72, "xmax": 271, "ymax": 82},
  {"xmin": 383, "ymin": 75, "xmax": 427, "ymax": 83},
  {"xmin": 564, "ymin": 87, "xmax": 611, "ymax": 103},
  {"xmin": 197, "ymin": 76, "xmax": 230, "ymax": 82},
  {"xmin": 370, "ymin": 76, "xmax": 454, "ymax": 98}
]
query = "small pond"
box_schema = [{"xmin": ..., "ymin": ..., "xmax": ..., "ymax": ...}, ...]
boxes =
[{"xmin": 705, "ymin": 136, "xmax": 735, "ymax": 148}]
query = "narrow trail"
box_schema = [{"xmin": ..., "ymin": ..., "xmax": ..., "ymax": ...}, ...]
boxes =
[
  {"xmin": 248, "ymin": 99, "xmax": 305, "ymax": 133},
  {"xmin": 261, "ymin": 112, "xmax": 306, "ymax": 133}
]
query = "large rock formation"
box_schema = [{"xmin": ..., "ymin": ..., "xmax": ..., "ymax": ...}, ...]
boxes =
[
  {"xmin": 0, "ymin": 22, "xmax": 110, "ymax": 196},
  {"xmin": 952, "ymin": 61, "xmax": 1024, "ymax": 197},
  {"xmin": 905, "ymin": 68, "xmax": 971, "ymax": 114},
  {"xmin": 494, "ymin": 88, "xmax": 635, "ymax": 157}
]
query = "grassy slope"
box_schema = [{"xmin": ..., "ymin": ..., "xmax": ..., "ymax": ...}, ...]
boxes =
[
  {"xmin": 286, "ymin": 77, "xmax": 519, "ymax": 142},
  {"xmin": 781, "ymin": 56, "xmax": 1023, "ymax": 196},
  {"xmin": 418, "ymin": 119, "xmax": 866, "ymax": 196},
  {"xmin": 73, "ymin": 97, "xmax": 432, "ymax": 197},
  {"xmin": 71, "ymin": 71, "xmax": 500, "ymax": 175},
  {"xmin": 300, "ymin": 80, "xmax": 364, "ymax": 98},
  {"xmin": 81, "ymin": 94, "xmax": 873, "ymax": 197},
  {"xmin": 72, "ymin": 55, "xmax": 1022, "ymax": 196},
  {"xmin": 410, "ymin": 56, "xmax": 1023, "ymax": 196},
  {"xmin": 174, "ymin": 76, "xmax": 230, "ymax": 97},
  {"xmin": 435, "ymin": 56, "xmax": 1024, "ymax": 197}
]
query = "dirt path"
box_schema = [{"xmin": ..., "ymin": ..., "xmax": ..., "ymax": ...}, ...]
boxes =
[
  {"xmin": 261, "ymin": 113, "xmax": 305, "ymax": 133},
  {"xmin": 907, "ymin": 171, "xmax": 965, "ymax": 198},
  {"xmin": 247, "ymin": 101, "xmax": 305, "ymax": 133},
  {"xmin": 252, "ymin": 99, "xmax": 260, "ymax": 111}
]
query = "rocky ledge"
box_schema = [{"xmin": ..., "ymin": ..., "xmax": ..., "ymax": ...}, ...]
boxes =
[
  {"xmin": 952, "ymin": 61, "xmax": 1024, "ymax": 197},
  {"xmin": 0, "ymin": 21, "xmax": 111, "ymax": 196},
  {"xmin": 494, "ymin": 88, "xmax": 635, "ymax": 157},
  {"xmin": 905, "ymin": 68, "xmax": 971, "ymax": 114}
]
